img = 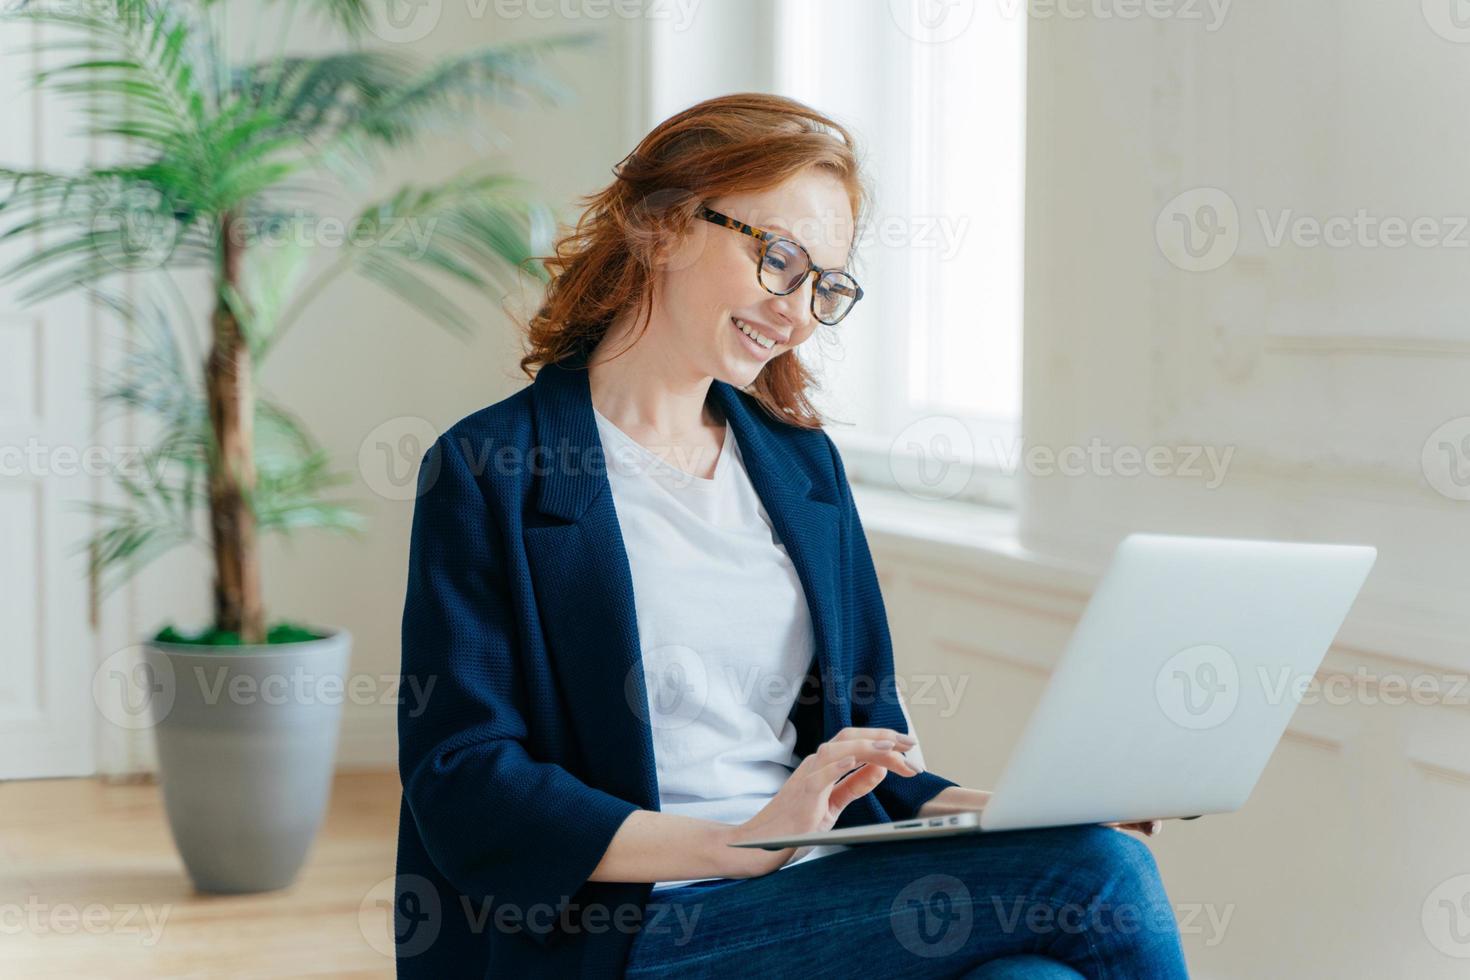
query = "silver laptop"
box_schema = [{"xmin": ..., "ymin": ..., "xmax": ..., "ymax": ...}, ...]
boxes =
[{"xmin": 731, "ymin": 532, "xmax": 1377, "ymax": 851}]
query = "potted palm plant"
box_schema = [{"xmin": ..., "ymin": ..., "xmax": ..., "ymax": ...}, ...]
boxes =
[{"xmin": 0, "ymin": 0, "xmax": 583, "ymax": 893}]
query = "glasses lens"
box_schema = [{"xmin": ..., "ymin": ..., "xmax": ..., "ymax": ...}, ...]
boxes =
[
  {"xmin": 814, "ymin": 271, "xmax": 861, "ymax": 324},
  {"xmin": 759, "ymin": 238, "xmax": 811, "ymax": 294}
]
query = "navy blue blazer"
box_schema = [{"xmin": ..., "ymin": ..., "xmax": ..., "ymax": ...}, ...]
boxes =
[{"xmin": 395, "ymin": 350, "xmax": 957, "ymax": 978}]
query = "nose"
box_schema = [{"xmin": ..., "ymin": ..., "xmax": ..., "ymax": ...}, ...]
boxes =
[{"xmin": 765, "ymin": 270, "xmax": 817, "ymax": 333}]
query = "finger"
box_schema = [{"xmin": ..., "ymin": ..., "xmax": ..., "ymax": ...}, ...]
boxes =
[
  {"xmin": 840, "ymin": 740, "xmax": 917, "ymax": 775},
  {"xmin": 829, "ymin": 762, "xmax": 888, "ymax": 811},
  {"xmin": 816, "ymin": 738, "xmax": 920, "ymax": 776},
  {"xmin": 856, "ymin": 738, "xmax": 921, "ymax": 776},
  {"xmin": 819, "ymin": 754, "xmax": 859, "ymax": 783},
  {"xmin": 830, "ymin": 727, "xmax": 919, "ymax": 747}
]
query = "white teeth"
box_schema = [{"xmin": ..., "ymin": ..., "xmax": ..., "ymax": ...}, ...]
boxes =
[{"xmin": 734, "ymin": 317, "xmax": 775, "ymax": 350}]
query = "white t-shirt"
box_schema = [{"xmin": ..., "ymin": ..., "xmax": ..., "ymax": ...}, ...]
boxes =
[{"xmin": 592, "ymin": 404, "xmax": 849, "ymax": 891}]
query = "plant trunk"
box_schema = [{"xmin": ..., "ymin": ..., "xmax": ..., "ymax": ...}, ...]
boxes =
[{"xmin": 206, "ymin": 211, "xmax": 265, "ymax": 643}]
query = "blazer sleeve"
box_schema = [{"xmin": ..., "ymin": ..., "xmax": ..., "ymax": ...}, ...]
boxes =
[
  {"xmin": 398, "ymin": 433, "xmax": 640, "ymax": 935},
  {"xmin": 824, "ymin": 432, "xmax": 959, "ymax": 819}
]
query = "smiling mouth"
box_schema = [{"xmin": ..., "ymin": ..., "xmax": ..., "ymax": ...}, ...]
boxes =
[{"xmin": 732, "ymin": 316, "xmax": 778, "ymax": 352}]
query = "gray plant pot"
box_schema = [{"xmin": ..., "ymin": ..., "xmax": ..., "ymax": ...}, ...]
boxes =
[{"xmin": 143, "ymin": 628, "xmax": 352, "ymax": 894}]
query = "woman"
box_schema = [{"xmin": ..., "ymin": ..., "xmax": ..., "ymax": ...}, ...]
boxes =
[{"xmin": 396, "ymin": 93, "xmax": 1190, "ymax": 979}]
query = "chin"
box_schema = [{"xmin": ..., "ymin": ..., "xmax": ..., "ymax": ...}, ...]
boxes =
[
  {"xmin": 703, "ymin": 347, "xmax": 757, "ymax": 389},
  {"xmin": 719, "ymin": 356, "xmax": 767, "ymax": 390}
]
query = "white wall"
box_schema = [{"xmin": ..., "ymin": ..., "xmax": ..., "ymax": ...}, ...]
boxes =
[
  {"xmin": 1020, "ymin": 3, "xmax": 1470, "ymax": 657},
  {"xmin": 868, "ymin": 2, "xmax": 1470, "ymax": 977}
]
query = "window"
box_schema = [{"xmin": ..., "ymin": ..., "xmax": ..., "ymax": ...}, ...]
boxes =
[{"xmin": 774, "ymin": 1, "xmax": 1027, "ymax": 506}]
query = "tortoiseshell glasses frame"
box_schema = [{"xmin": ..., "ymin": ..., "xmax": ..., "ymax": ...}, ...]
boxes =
[{"xmin": 696, "ymin": 204, "xmax": 864, "ymax": 325}]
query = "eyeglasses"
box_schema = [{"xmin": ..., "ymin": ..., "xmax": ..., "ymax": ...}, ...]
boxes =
[{"xmin": 696, "ymin": 205, "xmax": 864, "ymax": 325}]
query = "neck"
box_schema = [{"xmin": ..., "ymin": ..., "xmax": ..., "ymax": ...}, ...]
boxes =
[{"xmin": 587, "ymin": 308, "xmax": 722, "ymax": 440}]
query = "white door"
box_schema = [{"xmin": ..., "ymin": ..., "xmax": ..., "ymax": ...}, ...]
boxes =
[{"xmin": 0, "ymin": 20, "xmax": 99, "ymax": 778}]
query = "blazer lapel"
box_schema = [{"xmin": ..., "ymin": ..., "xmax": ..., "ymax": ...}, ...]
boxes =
[
  {"xmin": 523, "ymin": 354, "xmax": 659, "ymax": 810},
  {"xmin": 523, "ymin": 353, "xmax": 844, "ymax": 814}
]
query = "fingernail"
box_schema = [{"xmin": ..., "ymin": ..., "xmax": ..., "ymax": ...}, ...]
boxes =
[{"xmin": 873, "ymin": 739, "xmax": 894, "ymax": 750}]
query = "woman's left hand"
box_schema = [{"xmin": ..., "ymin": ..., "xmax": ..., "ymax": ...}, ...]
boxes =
[
  {"xmin": 920, "ymin": 787, "xmax": 1164, "ymax": 837},
  {"xmin": 915, "ymin": 786, "xmax": 991, "ymax": 816},
  {"xmin": 1101, "ymin": 818, "xmax": 1164, "ymax": 837}
]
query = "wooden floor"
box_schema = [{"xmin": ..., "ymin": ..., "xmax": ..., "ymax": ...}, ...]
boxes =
[{"xmin": 0, "ymin": 770, "xmax": 402, "ymax": 978}]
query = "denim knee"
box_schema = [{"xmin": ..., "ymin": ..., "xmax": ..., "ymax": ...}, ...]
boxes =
[
  {"xmin": 939, "ymin": 826, "xmax": 1185, "ymax": 976},
  {"xmin": 1066, "ymin": 826, "xmax": 1166, "ymax": 891},
  {"xmin": 1048, "ymin": 825, "xmax": 1176, "ymax": 931},
  {"xmin": 936, "ymin": 826, "xmax": 1175, "ymax": 935}
]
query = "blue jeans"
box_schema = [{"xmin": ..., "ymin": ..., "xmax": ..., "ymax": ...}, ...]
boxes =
[{"xmin": 623, "ymin": 824, "xmax": 1189, "ymax": 979}]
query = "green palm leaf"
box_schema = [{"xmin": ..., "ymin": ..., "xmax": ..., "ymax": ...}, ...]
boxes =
[
  {"xmin": 1, "ymin": 0, "xmax": 585, "ymax": 633},
  {"xmin": 16, "ymin": 0, "xmax": 215, "ymax": 154},
  {"xmin": 341, "ymin": 170, "xmax": 554, "ymax": 331}
]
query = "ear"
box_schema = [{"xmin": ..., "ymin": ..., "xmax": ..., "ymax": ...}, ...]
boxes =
[
  {"xmin": 651, "ymin": 218, "xmax": 711, "ymax": 275},
  {"xmin": 648, "ymin": 235, "xmax": 677, "ymax": 268}
]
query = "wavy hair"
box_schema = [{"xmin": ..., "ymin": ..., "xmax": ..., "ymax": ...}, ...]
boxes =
[{"xmin": 517, "ymin": 92, "xmax": 868, "ymax": 429}]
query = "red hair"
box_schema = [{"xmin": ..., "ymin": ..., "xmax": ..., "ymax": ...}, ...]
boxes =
[{"xmin": 517, "ymin": 92, "xmax": 867, "ymax": 429}]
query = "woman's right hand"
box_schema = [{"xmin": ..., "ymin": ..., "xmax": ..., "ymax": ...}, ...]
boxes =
[{"xmin": 722, "ymin": 727, "xmax": 923, "ymax": 877}]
